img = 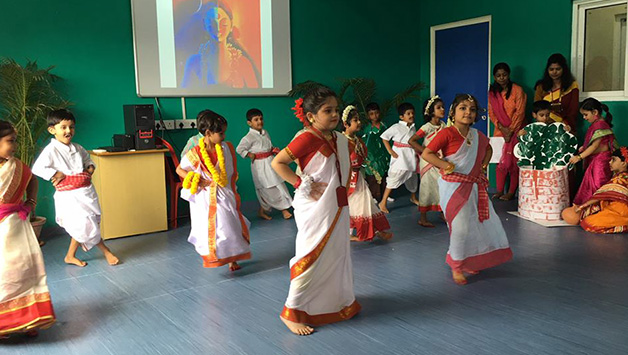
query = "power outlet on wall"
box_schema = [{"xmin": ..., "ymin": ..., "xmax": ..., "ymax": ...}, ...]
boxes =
[
  {"xmin": 176, "ymin": 119, "xmax": 197, "ymax": 130},
  {"xmin": 155, "ymin": 120, "xmax": 176, "ymax": 130}
]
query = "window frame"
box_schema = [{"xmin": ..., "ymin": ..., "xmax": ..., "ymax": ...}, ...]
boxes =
[{"xmin": 572, "ymin": 0, "xmax": 628, "ymax": 101}]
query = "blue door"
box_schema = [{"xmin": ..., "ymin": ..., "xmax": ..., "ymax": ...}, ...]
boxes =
[{"xmin": 433, "ymin": 20, "xmax": 490, "ymax": 135}]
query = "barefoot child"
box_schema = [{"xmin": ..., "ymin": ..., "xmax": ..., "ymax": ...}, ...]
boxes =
[
  {"xmin": 0, "ymin": 121, "xmax": 56, "ymax": 338},
  {"xmin": 422, "ymin": 94, "xmax": 512, "ymax": 285},
  {"xmin": 272, "ymin": 85, "xmax": 360, "ymax": 335},
  {"xmin": 342, "ymin": 106, "xmax": 392, "ymax": 241},
  {"xmin": 236, "ymin": 108, "xmax": 292, "ymax": 220},
  {"xmin": 569, "ymin": 98, "xmax": 617, "ymax": 205},
  {"xmin": 361, "ymin": 102, "xmax": 389, "ymax": 202},
  {"xmin": 378, "ymin": 103, "xmax": 419, "ymax": 213},
  {"xmin": 177, "ymin": 110, "xmax": 251, "ymax": 271},
  {"xmin": 562, "ymin": 147, "xmax": 628, "ymax": 233},
  {"xmin": 409, "ymin": 95, "xmax": 446, "ymax": 227},
  {"xmin": 32, "ymin": 109, "xmax": 119, "ymax": 267}
]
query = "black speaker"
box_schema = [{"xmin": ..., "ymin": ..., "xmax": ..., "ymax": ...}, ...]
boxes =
[
  {"xmin": 123, "ymin": 104, "xmax": 155, "ymax": 150},
  {"xmin": 113, "ymin": 134, "xmax": 135, "ymax": 150}
]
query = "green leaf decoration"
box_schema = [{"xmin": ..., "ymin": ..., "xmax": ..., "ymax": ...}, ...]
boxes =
[{"xmin": 514, "ymin": 122, "xmax": 578, "ymax": 170}]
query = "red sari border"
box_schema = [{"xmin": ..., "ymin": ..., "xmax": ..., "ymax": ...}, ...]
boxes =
[
  {"xmin": 280, "ymin": 300, "xmax": 361, "ymax": 326},
  {"xmin": 0, "ymin": 293, "xmax": 56, "ymax": 335},
  {"xmin": 446, "ymin": 247, "xmax": 513, "ymax": 272}
]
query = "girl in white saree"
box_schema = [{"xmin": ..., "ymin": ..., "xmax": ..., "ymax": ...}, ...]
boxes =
[
  {"xmin": 0, "ymin": 121, "xmax": 55, "ymax": 337},
  {"xmin": 422, "ymin": 94, "xmax": 512, "ymax": 285},
  {"xmin": 272, "ymin": 86, "xmax": 360, "ymax": 335}
]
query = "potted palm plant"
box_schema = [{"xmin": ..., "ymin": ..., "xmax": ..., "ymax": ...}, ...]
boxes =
[
  {"xmin": 289, "ymin": 78, "xmax": 425, "ymax": 121},
  {"xmin": 0, "ymin": 58, "xmax": 71, "ymax": 238}
]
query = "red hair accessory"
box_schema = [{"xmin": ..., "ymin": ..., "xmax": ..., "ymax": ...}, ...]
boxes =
[
  {"xmin": 621, "ymin": 146, "xmax": 628, "ymax": 162},
  {"xmin": 292, "ymin": 98, "xmax": 309, "ymax": 126}
]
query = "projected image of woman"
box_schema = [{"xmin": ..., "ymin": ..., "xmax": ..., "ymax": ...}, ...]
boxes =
[{"xmin": 182, "ymin": 1, "xmax": 261, "ymax": 89}]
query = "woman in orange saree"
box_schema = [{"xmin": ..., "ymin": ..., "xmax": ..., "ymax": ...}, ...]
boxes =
[{"xmin": 563, "ymin": 147, "xmax": 628, "ymax": 234}]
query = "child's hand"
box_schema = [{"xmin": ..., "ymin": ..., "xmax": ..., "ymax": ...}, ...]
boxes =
[
  {"xmin": 391, "ymin": 151, "xmax": 399, "ymax": 159},
  {"xmin": 247, "ymin": 153, "xmax": 256, "ymax": 162},
  {"xmin": 517, "ymin": 129, "xmax": 526, "ymax": 137},
  {"xmin": 198, "ymin": 178, "xmax": 212, "ymax": 190},
  {"xmin": 50, "ymin": 171, "xmax": 66, "ymax": 187},
  {"xmin": 564, "ymin": 124, "xmax": 572, "ymax": 133},
  {"xmin": 309, "ymin": 182, "xmax": 328, "ymax": 201}
]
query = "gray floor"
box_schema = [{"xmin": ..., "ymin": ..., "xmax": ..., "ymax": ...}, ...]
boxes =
[{"xmin": 3, "ymin": 198, "xmax": 628, "ymax": 355}]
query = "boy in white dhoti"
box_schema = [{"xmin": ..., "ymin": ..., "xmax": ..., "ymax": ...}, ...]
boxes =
[
  {"xmin": 32, "ymin": 110, "xmax": 119, "ymax": 267},
  {"xmin": 236, "ymin": 108, "xmax": 292, "ymax": 220},
  {"xmin": 378, "ymin": 103, "xmax": 419, "ymax": 213}
]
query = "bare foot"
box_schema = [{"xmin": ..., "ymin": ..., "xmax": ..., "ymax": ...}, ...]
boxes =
[
  {"xmin": 281, "ymin": 316, "xmax": 314, "ymax": 336},
  {"xmin": 418, "ymin": 220, "xmax": 435, "ymax": 228},
  {"xmin": 500, "ymin": 192, "xmax": 515, "ymax": 201},
  {"xmin": 492, "ymin": 192, "xmax": 503, "ymax": 200},
  {"xmin": 64, "ymin": 256, "xmax": 87, "ymax": 267},
  {"xmin": 258, "ymin": 209, "xmax": 272, "ymax": 221},
  {"xmin": 376, "ymin": 231, "xmax": 393, "ymax": 240},
  {"xmin": 104, "ymin": 252, "xmax": 120, "ymax": 266},
  {"xmin": 378, "ymin": 202, "xmax": 389, "ymax": 214},
  {"xmin": 452, "ymin": 270, "xmax": 467, "ymax": 285},
  {"xmin": 282, "ymin": 210, "xmax": 293, "ymax": 219},
  {"xmin": 410, "ymin": 197, "xmax": 420, "ymax": 206},
  {"xmin": 350, "ymin": 236, "xmax": 360, "ymax": 242},
  {"xmin": 229, "ymin": 262, "xmax": 241, "ymax": 271}
]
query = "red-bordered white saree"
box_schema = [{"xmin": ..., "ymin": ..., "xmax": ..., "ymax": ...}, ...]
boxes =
[{"xmin": 280, "ymin": 131, "xmax": 360, "ymax": 325}]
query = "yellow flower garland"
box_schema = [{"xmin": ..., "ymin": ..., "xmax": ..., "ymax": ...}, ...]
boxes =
[
  {"xmin": 183, "ymin": 171, "xmax": 201, "ymax": 194},
  {"xmin": 199, "ymin": 138, "xmax": 228, "ymax": 187}
]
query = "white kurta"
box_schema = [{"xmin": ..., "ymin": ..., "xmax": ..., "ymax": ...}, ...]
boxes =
[
  {"xmin": 281, "ymin": 132, "xmax": 360, "ymax": 325},
  {"xmin": 31, "ymin": 139, "xmax": 102, "ymax": 250},
  {"xmin": 180, "ymin": 142, "xmax": 251, "ymax": 267},
  {"xmin": 236, "ymin": 128, "xmax": 292, "ymax": 211},
  {"xmin": 380, "ymin": 121, "xmax": 418, "ymax": 191}
]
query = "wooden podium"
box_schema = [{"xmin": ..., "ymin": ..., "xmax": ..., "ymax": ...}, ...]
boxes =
[{"xmin": 89, "ymin": 149, "xmax": 168, "ymax": 239}]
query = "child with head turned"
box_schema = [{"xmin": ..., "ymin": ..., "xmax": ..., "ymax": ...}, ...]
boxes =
[
  {"xmin": 32, "ymin": 109, "xmax": 119, "ymax": 267},
  {"xmin": 176, "ymin": 109, "xmax": 251, "ymax": 271},
  {"xmin": 562, "ymin": 147, "xmax": 628, "ymax": 233},
  {"xmin": 236, "ymin": 108, "xmax": 292, "ymax": 221}
]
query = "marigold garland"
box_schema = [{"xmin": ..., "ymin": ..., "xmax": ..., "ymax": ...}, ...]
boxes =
[
  {"xmin": 199, "ymin": 138, "xmax": 228, "ymax": 187},
  {"xmin": 183, "ymin": 171, "xmax": 201, "ymax": 194}
]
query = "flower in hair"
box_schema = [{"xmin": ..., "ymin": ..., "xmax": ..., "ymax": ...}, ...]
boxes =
[
  {"xmin": 342, "ymin": 105, "xmax": 357, "ymax": 123},
  {"xmin": 292, "ymin": 98, "xmax": 308, "ymax": 126},
  {"xmin": 621, "ymin": 146, "xmax": 628, "ymax": 162},
  {"xmin": 424, "ymin": 95, "xmax": 440, "ymax": 116}
]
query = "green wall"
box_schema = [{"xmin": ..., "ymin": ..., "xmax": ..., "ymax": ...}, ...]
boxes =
[
  {"xmin": 4, "ymin": 0, "xmax": 627, "ymax": 225},
  {"xmin": 1, "ymin": 0, "xmax": 423, "ymax": 225},
  {"xmin": 417, "ymin": 0, "xmax": 628, "ymax": 184}
]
